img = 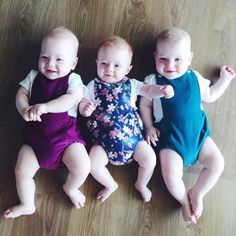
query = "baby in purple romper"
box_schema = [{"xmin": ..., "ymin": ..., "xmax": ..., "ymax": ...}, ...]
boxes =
[
  {"xmin": 79, "ymin": 36, "xmax": 174, "ymax": 203},
  {"xmin": 4, "ymin": 27, "xmax": 90, "ymax": 218}
]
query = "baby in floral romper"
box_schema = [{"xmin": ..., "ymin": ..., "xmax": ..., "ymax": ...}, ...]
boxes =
[{"xmin": 79, "ymin": 36, "xmax": 174, "ymax": 202}]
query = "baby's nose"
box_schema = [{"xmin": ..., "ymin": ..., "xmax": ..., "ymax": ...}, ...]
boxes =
[
  {"xmin": 106, "ymin": 64, "xmax": 113, "ymax": 72},
  {"xmin": 166, "ymin": 60, "xmax": 175, "ymax": 69},
  {"xmin": 47, "ymin": 59, "xmax": 56, "ymax": 68}
]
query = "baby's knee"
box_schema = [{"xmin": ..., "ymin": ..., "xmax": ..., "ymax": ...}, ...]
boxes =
[
  {"xmin": 71, "ymin": 159, "xmax": 91, "ymax": 176},
  {"xmin": 207, "ymin": 153, "xmax": 225, "ymax": 174},
  {"xmin": 215, "ymin": 154, "xmax": 225, "ymax": 174},
  {"xmin": 14, "ymin": 165, "xmax": 26, "ymax": 179}
]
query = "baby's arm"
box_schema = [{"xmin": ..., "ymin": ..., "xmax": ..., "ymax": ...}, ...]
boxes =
[
  {"xmin": 140, "ymin": 84, "xmax": 174, "ymax": 100},
  {"xmin": 79, "ymin": 98, "xmax": 96, "ymax": 117},
  {"xmin": 16, "ymin": 86, "xmax": 40, "ymax": 121},
  {"xmin": 202, "ymin": 65, "xmax": 235, "ymax": 102},
  {"xmin": 139, "ymin": 97, "xmax": 160, "ymax": 146},
  {"xmin": 30, "ymin": 87, "xmax": 83, "ymax": 118}
]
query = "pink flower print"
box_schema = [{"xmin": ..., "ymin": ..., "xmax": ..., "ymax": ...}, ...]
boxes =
[
  {"xmin": 108, "ymin": 151, "xmax": 117, "ymax": 160},
  {"xmin": 106, "ymin": 94, "xmax": 113, "ymax": 102},
  {"xmin": 124, "ymin": 151, "xmax": 132, "ymax": 160},
  {"xmin": 127, "ymin": 142, "xmax": 133, "ymax": 148},
  {"xmin": 129, "ymin": 119, "xmax": 135, "ymax": 126},
  {"xmin": 109, "ymin": 128, "xmax": 121, "ymax": 139},
  {"xmin": 92, "ymin": 120, "xmax": 98, "ymax": 128},
  {"xmin": 107, "ymin": 103, "xmax": 116, "ymax": 114},
  {"xmin": 118, "ymin": 115, "xmax": 125, "ymax": 122},
  {"xmin": 101, "ymin": 88, "xmax": 109, "ymax": 96},
  {"xmin": 103, "ymin": 114, "xmax": 111, "ymax": 123},
  {"xmin": 117, "ymin": 132, "xmax": 125, "ymax": 140},
  {"xmin": 95, "ymin": 98, "xmax": 101, "ymax": 106},
  {"xmin": 112, "ymin": 87, "xmax": 122, "ymax": 95},
  {"xmin": 93, "ymin": 129, "xmax": 99, "ymax": 138},
  {"xmin": 123, "ymin": 126, "xmax": 132, "ymax": 136}
]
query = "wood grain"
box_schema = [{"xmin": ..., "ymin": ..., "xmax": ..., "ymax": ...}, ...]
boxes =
[{"xmin": 0, "ymin": 0, "xmax": 236, "ymax": 235}]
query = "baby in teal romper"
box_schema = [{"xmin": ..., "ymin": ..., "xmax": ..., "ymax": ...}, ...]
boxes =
[{"xmin": 139, "ymin": 27, "xmax": 235, "ymax": 224}]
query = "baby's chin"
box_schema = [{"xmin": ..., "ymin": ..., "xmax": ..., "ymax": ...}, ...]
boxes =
[{"xmin": 161, "ymin": 71, "xmax": 185, "ymax": 80}]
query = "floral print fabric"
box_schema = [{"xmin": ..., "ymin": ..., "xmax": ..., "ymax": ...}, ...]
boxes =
[{"xmin": 87, "ymin": 78, "xmax": 144, "ymax": 165}]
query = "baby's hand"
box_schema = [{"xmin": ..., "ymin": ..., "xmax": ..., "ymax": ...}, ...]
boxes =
[
  {"xmin": 81, "ymin": 101, "xmax": 96, "ymax": 117},
  {"xmin": 160, "ymin": 85, "xmax": 174, "ymax": 98},
  {"xmin": 22, "ymin": 109, "xmax": 31, "ymax": 121},
  {"xmin": 145, "ymin": 126, "xmax": 160, "ymax": 146},
  {"xmin": 220, "ymin": 65, "xmax": 235, "ymax": 81},
  {"xmin": 25, "ymin": 103, "xmax": 47, "ymax": 122},
  {"xmin": 22, "ymin": 108, "xmax": 41, "ymax": 122}
]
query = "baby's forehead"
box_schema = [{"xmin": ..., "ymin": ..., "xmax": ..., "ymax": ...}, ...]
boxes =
[
  {"xmin": 41, "ymin": 33, "xmax": 79, "ymax": 54},
  {"xmin": 99, "ymin": 43, "xmax": 132, "ymax": 57},
  {"xmin": 156, "ymin": 36, "xmax": 191, "ymax": 51}
]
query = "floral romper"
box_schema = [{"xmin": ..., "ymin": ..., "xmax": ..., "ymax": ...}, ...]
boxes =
[{"xmin": 87, "ymin": 78, "xmax": 144, "ymax": 165}]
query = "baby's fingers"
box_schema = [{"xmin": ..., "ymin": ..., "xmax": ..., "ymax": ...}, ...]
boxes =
[{"xmin": 161, "ymin": 85, "xmax": 174, "ymax": 98}]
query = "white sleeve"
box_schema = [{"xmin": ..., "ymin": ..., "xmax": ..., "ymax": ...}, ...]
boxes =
[
  {"xmin": 144, "ymin": 74, "xmax": 156, "ymax": 85},
  {"xmin": 143, "ymin": 74, "xmax": 163, "ymax": 122},
  {"xmin": 130, "ymin": 78, "xmax": 143, "ymax": 97},
  {"xmin": 84, "ymin": 80, "xmax": 95, "ymax": 102},
  {"xmin": 193, "ymin": 70, "xmax": 211, "ymax": 101},
  {"xmin": 68, "ymin": 73, "xmax": 87, "ymax": 95},
  {"xmin": 19, "ymin": 70, "xmax": 38, "ymax": 97}
]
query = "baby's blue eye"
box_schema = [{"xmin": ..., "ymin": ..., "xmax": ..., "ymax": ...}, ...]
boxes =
[
  {"xmin": 57, "ymin": 58, "xmax": 63, "ymax": 62},
  {"xmin": 115, "ymin": 64, "xmax": 119, "ymax": 67},
  {"xmin": 175, "ymin": 58, "xmax": 181, "ymax": 61},
  {"xmin": 159, "ymin": 57, "xmax": 167, "ymax": 61},
  {"xmin": 40, "ymin": 56, "xmax": 48, "ymax": 60}
]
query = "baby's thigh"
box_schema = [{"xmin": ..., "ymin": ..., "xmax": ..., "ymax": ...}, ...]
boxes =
[{"xmin": 159, "ymin": 149, "xmax": 184, "ymax": 179}]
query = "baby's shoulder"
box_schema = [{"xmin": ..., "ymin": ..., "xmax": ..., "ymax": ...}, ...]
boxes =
[
  {"xmin": 26, "ymin": 69, "xmax": 39, "ymax": 80},
  {"xmin": 144, "ymin": 73, "xmax": 156, "ymax": 84}
]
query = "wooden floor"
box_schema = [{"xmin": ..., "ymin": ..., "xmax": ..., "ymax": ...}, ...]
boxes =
[{"xmin": 0, "ymin": 0, "xmax": 236, "ymax": 235}]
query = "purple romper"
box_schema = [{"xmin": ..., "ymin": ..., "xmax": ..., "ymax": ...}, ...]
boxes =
[{"xmin": 22, "ymin": 72, "xmax": 85, "ymax": 169}]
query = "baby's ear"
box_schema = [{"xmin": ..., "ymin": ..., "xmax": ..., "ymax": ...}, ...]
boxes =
[
  {"xmin": 188, "ymin": 52, "xmax": 193, "ymax": 65},
  {"xmin": 126, "ymin": 65, "xmax": 133, "ymax": 75},
  {"xmin": 72, "ymin": 57, "xmax": 78, "ymax": 70}
]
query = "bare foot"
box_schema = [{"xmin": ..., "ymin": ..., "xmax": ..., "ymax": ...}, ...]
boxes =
[
  {"xmin": 4, "ymin": 204, "xmax": 36, "ymax": 219},
  {"xmin": 65, "ymin": 189, "xmax": 86, "ymax": 208},
  {"xmin": 188, "ymin": 189, "xmax": 204, "ymax": 219},
  {"xmin": 181, "ymin": 200, "xmax": 197, "ymax": 224},
  {"xmin": 134, "ymin": 182, "xmax": 152, "ymax": 202},
  {"xmin": 97, "ymin": 184, "xmax": 118, "ymax": 203}
]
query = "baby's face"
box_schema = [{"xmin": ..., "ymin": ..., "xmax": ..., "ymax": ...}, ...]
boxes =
[
  {"xmin": 155, "ymin": 38, "xmax": 192, "ymax": 79},
  {"xmin": 38, "ymin": 36, "xmax": 78, "ymax": 80},
  {"xmin": 96, "ymin": 45, "xmax": 132, "ymax": 83}
]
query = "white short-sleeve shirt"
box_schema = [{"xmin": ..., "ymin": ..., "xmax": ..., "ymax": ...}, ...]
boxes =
[{"xmin": 19, "ymin": 70, "xmax": 85, "ymax": 117}]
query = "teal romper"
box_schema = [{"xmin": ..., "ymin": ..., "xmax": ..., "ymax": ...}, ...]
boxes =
[{"xmin": 155, "ymin": 70, "xmax": 210, "ymax": 166}]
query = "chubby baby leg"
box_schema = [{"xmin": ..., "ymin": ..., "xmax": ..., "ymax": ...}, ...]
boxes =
[
  {"xmin": 4, "ymin": 145, "xmax": 39, "ymax": 219},
  {"xmin": 160, "ymin": 149, "xmax": 196, "ymax": 224},
  {"xmin": 63, "ymin": 143, "xmax": 90, "ymax": 208},
  {"xmin": 189, "ymin": 137, "xmax": 224, "ymax": 219},
  {"xmin": 89, "ymin": 145, "xmax": 118, "ymax": 203},
  {"xmin": 133, "ymin": 141, "xmax": 156, "ymax": 202}
]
